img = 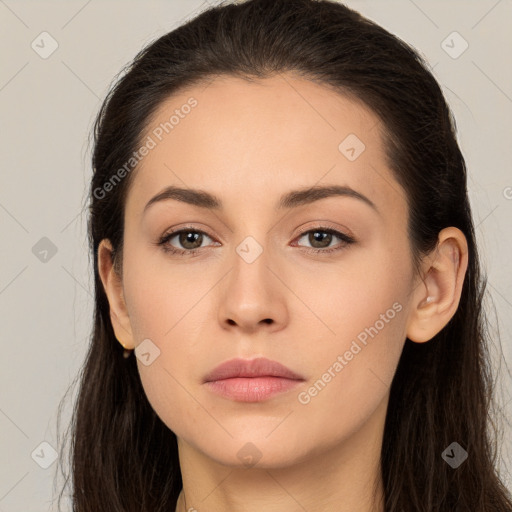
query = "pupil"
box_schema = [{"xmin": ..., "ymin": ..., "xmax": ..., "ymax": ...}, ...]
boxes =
[
  {"xmin": 181, "ymin": 232, "xmax": 201, "ymax": 248},
  {"xmin": 311, "ymin": 231, "xmax": 331, "ymax": 248}
]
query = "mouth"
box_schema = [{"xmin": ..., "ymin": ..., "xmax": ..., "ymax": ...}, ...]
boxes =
[
  {"xmin": 203, "ymin": 357, "xmax": 305, "ymax": 402},
  {"xmin": 204, "ymin": 376, "xmax": 304, "ymax": 402}
]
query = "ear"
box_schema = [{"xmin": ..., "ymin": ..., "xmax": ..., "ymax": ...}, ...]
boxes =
[
  {"xmin": 406, "ymin": 227, "xmax": 469, "ymax": 343},
  {"xmin": 97, "ymin": 239, "xmax": 135, "ymax": 350}
]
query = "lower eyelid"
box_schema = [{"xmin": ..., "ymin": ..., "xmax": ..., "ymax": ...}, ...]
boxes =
[{"xmin": 160, "ymin": 227, "xmax": 354, "ymax": 253}]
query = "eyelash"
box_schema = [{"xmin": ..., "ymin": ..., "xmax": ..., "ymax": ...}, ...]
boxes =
[{"xmin": 156, "ymin": 225, "xmax": 355, "ymax": 257}]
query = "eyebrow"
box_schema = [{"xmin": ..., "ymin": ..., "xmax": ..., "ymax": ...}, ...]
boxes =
[{"xmin": 143, "ymin": 184, "xmax": 378, "ymax": 214}]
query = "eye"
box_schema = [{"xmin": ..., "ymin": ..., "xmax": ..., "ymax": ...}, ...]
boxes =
[
  {"xmin": 156, "ymin": 225, "xmax": 355, "ymax": 257},
  {"xmin": 294, "ymin": 227, "xmax": 355, "ymax": 254},
  {"xmin": 157, "ymin": 228, "xmax": 216, "ymax": 255}
]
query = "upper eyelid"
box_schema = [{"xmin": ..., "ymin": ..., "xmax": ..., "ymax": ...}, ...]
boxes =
[
  {"xmin": 165, "ymin": 227, "xmax": 216, "ymax": 242},
  {"xmin": 163, "ymin": 225, "xmax": 352, "ymax": 247}
]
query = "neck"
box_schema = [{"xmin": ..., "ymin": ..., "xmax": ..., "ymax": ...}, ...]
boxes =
[{"xmin": 174, "ymin": 396, "xmax": 388, "ymax": 512}]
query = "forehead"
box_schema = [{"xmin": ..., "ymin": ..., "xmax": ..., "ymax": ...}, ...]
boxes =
[{"xmin": 126, "ymin": 73, "xmax": 402, "ymax": 219}]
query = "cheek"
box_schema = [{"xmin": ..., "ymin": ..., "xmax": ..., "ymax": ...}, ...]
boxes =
[
  {"xmin": 121, "ymin": 235, "xmax": 203, "ymax": 342},
  {"xmin": 296, "ymin": 245, "xmax": 411, "ymax": 419},
  {"xmin": 308, "ymin": 240, "xmax": 411, "ymax": 351},
  {"xmin": 291, "ymin": 282, "xmax": 408, "ymax": 458},
  {"xmin": 298, "ymin": 288, "xmax": 407, "ymax": 406},
  {"xmin": 120, "ymin": 240, "xmax": 217, "ymax": 434}
]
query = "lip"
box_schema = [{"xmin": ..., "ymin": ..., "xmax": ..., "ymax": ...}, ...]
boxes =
[{"xmin": 203, "ymin": 357, "xmax": 305, "ymax": 402}]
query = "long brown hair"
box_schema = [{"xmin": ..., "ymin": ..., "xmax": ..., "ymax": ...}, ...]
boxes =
[{"xmin": 55, "ymin": 0, "xmax": 512, "ymax": 510}]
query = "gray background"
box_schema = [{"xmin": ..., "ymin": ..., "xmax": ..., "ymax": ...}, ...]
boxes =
[{"xmin": 1, "ymin": 0, "xmax": 511, "ymax": 510}]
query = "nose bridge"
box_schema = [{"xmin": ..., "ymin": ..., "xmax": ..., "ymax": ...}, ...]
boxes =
[
  {"xmin": 218, "ymin": 231, "xmax": 288, "ymax": 329},
  {"xmin": 229, "ymin": 232, "xmax": 274, "ymax": 301}
]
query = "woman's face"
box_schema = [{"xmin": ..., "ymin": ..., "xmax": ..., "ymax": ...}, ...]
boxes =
[{"xmin": 111, "ymin": 74, "xmax": 420, "ymax": 467}]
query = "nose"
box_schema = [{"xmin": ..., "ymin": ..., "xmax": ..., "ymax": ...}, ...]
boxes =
[{"xmin": 217, "ymin": 246, "xmax": 289, "ymax": 333}]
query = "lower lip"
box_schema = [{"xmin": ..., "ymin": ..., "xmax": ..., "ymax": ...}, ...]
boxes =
[{"xmin": 204, "ymin": 377, "xmax": 303, "ymax": 402}]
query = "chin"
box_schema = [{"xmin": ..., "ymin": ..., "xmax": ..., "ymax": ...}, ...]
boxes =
[{"xmin": 192, "ymin": 433, "xmax": 315, "ymax": 470}]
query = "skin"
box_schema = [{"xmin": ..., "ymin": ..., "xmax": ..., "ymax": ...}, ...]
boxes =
[{"xmin": 98, "ymin": 73, "xmax": 468, "ymax": 512}]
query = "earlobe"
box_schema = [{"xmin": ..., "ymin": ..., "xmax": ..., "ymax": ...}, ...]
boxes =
[
  {"xmin": 97, "ymin": 239, "xmax": 135, "ymax": 350},
  {"xmin": 406, "ymin": 227, "xmax": 469, "ymax": 343}
]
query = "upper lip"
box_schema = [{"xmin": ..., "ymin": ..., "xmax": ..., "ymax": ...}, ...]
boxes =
[{"xmin": 203, "ymin": 357, "xmax": 305, "ymax": 382}]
